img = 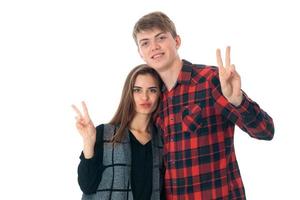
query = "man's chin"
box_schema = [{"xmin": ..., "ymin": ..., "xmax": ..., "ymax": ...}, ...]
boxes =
[{"xmin": 149, "ymin": 60, "xmax": 165, "ymax": 70}]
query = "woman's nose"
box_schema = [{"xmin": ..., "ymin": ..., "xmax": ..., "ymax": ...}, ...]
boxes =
[{"xmin": 142, "ymin": 91, "xmax": 149, "ymax": 100}]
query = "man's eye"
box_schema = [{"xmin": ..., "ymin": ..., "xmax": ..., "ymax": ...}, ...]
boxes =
[
  {"xmin": 141, "ymin": 42, "xmax": 148, "ymax": 47},
  {"xmin": 158, "ymin": 36, "xmax": 166, "ymax": 41}
]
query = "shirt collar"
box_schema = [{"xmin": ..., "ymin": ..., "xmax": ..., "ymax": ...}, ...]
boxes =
[
  {"xmin": 161, "ymin": 59, "xmax": 193, "ymax": 92},
  {"xmin": 177, "ymin": 59, "xmax": 193, "ymax": 85}
]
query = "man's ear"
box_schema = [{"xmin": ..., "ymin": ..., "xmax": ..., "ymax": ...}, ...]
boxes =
[{"xmin": 175, "ymin": 35, "xmax": 181, "ymax": 49}]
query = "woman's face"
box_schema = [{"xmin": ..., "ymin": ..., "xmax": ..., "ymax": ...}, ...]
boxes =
[{"xmin": 133, "ymin": 74, "xmax": 160, "ymax": 115}]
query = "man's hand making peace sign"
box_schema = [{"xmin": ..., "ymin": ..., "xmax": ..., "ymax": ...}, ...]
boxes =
[{"xmin": 216, "ymin": 46, "xmax": 243, "ymax": 107}]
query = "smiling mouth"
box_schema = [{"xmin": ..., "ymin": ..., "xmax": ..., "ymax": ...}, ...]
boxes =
[{"xmin": 151, "ymin": 53, "xmax": 164, "ymax": 59}]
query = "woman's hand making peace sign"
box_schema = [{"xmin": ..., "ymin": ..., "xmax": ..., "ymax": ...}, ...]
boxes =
[{"xmin": 72, "ymin": 101, "xmax": 96, "ymax": 159}]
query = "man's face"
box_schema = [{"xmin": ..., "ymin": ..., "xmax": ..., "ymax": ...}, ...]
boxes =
[{"xmin": 136, "ymin": 28, "xmax": 181, "ymax": 72}]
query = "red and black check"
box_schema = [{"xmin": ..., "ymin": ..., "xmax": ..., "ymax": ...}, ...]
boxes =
[{"xmin": 156, "ymin": 60, "xmax": 274, "ymax": 200}]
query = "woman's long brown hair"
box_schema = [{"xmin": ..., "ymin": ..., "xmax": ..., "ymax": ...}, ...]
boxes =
[{"xmin": 109, "ymin": 64, "xmax": 162, "ymax": 143}]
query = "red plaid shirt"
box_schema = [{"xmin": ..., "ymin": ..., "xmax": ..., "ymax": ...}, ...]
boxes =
[{"xmin": 155, "ymin": 60, "xmax": 274, "ymax": 200}]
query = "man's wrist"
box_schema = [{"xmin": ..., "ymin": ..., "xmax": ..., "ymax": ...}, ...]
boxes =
[{"xmin": 229, "ymin": 93, "xmax": 243, "ymax": 107}]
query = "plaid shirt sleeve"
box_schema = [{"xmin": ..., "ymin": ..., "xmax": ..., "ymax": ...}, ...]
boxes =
[{"xmin": 210, "ymin": 70, "xmax": 275, "ymax": 140}]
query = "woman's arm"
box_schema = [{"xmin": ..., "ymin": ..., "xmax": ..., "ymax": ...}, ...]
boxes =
[{"xmin": 77, "ymin": 124, "xmax": 104, "ymax": 194}]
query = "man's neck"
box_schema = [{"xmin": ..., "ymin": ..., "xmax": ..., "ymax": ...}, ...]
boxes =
[{"xmin": 159, "ymin": 59, "xmax": 183, "ymax": 91}]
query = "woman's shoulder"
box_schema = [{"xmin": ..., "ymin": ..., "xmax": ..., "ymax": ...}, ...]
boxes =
[
  {"xmin": 95, "ymin": 123, "xmax": 116, "ymax": 130},
  {"xmin": 96, "ymin": 123, "xmax": 117, "ymax": 140}
]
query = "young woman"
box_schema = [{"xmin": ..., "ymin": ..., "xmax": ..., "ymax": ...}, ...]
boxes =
[{"xmin": 72, "ymin": 64, "xmax": 164, "ymax": 200}]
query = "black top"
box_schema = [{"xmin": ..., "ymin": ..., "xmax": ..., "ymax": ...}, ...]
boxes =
[
  {"xmin": 129, "ymin": 130, "xmax": 153, "ymax": 200},
  {"xmin": 78, "ymin": 125, "xmax": 153, "ymax": 200}
]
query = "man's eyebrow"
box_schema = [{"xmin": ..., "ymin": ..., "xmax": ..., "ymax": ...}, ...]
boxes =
[
  {"xmin": 138, "ymin": 31, "xmax": 166, "ymax": 44},
  {"xmin": 133, "ymin": 86, "xmax": 158, "ymax": 89},
  {"xmin": 138, "ymin": 38, "xmax": 149, "ymax": 44},
  {"xmin": 154, "ymin": 32, "xmax": 166, "ymax": 38}
]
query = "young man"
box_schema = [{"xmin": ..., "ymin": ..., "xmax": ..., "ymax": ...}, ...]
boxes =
[{"xmin": 132, "ymin": 11, "xmax": 274, "ymax": 200}]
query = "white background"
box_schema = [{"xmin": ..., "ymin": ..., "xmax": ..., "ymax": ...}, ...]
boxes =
[{"xmin": 0, "ymin": 0, "xmax": 299, "ymax": 199}]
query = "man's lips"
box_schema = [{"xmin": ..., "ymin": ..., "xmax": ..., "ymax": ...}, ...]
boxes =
[{"xmin": 151, "ymin": 53, "xmax": 164, "ymax": 59}]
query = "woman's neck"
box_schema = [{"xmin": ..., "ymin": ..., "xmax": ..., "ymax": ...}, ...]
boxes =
[
  {"xmin": 129, "ymin": 114, "xmax": 152, "ymax": 144},
  {"xmin": 129, "ymin": 113, "xmax": 151, "ymax": 132}
]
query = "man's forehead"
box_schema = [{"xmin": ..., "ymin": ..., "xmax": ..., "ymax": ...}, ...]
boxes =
[{"xmin": 137, "ymin": 29, "xmax": 167, "ymax": 40}]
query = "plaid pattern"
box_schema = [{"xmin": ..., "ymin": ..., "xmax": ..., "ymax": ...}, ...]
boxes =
[{"xmin": 155, "ymin": 60, "xmax": 274, "ymax": 200}]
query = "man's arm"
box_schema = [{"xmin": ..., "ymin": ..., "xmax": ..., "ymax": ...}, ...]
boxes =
[
  {"xmin": 213, "ymin": 46, "xmax": 274, "ymax": 139},
  {"xmin": 210, "ymin": 74, "xmax": 274, "ymax": 140}
]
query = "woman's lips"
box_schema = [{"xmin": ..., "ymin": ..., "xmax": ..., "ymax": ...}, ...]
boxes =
[{"xmin": 140, "ymin": 103, "xmax": 152, "ymax": 108}]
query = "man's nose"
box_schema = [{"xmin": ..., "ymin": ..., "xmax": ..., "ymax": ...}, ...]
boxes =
[{"xmin": 151, "ymin": 41, "xmax": 160, "ymax": 51}]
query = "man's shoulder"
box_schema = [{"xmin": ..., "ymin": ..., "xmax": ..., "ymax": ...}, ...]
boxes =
[
  {"xmin": 193, "ymin": 64, "xmax": 218, "ymax": 73},
  {"xmin": 183, "ymin": 60, "xmax": 219, "ymax": 83}
]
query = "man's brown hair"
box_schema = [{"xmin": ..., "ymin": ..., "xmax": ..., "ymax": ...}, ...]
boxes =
[{"xmin": 132, "ymin": 11, "xmax": 177, "ymax": 45}]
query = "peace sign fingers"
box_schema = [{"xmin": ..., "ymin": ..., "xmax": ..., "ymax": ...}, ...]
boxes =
[
  {"xmin": 72, "ymin": 104, "xmax": 83, "ymax": 119},
  {"xmin": 225, "ymin": 46, "xmax": 231, "ymax": 68},
  {"xmin": 216, "ymin": 47, "xmax": 231, "ymax": 83},
  {"xmin": 72, "ymin": 101, "xmax": 92, "ymax": 121},
  {"xmin": 215, "ymin": 46, "xmax": 242, "ymax": 106},
  {"xmin": 81, "ymin": 101, "xmax": 91, "ymax": 121},
  {"xmin": 216, "ymin": 48, "xmax": 224, "ymax": 71}
]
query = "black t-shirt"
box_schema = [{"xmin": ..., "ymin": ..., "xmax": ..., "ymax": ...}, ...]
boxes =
[{"xmin": 129, "ymin": 130, "xmax": 153, "ymax": 200}]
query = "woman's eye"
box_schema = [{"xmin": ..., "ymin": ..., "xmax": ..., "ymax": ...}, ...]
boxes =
[
  {"xmin": 133, "ymin": 88, "xmax": 141, "ymax": 93},
  {"xmin": 150, "ymin": 88, "xmax": 158, "ymax": 93}
]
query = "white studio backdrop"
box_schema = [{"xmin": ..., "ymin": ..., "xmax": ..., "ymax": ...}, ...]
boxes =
[{"xmin": 0, "ymin": 0, "xmax": 298, "ymax": 199}]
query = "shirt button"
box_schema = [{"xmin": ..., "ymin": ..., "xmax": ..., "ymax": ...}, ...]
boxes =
[
  {"xmin": 170, "ymin": 136, "xmax": 175, "ymax": 141},
  {"xmin": 170, "ymin": 161, "xmax": 175, "ymax": 166}
]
